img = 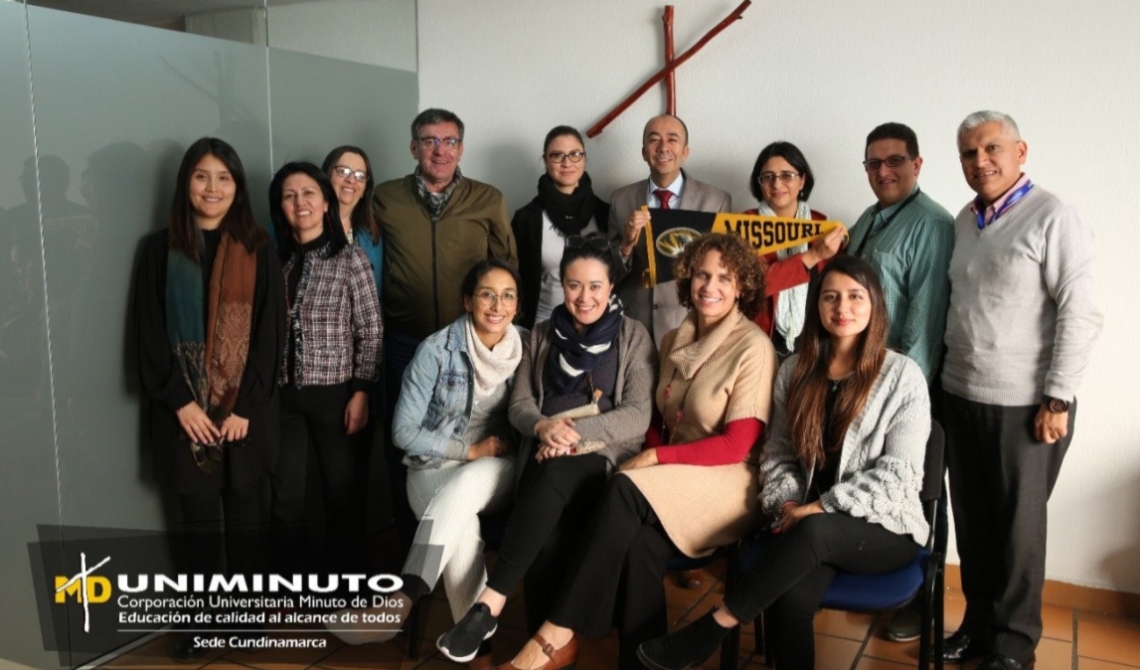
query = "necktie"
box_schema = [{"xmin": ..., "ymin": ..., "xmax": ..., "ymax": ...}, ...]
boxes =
[{"xmin": 653, "ymin": 189, "xmax": 673, "ymax": 209}]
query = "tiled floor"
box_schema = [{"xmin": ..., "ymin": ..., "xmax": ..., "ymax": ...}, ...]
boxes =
[{"xmin": 96, "ymin": 555, "xmax": 1140, "ymax": 669}]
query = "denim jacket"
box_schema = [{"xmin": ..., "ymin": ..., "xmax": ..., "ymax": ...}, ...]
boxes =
[{"xmin": 393, "ymin": 315, "xmax": 527, "ymax": 469}]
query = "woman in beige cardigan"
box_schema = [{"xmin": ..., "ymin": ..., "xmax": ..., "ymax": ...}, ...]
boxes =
[{"xmin": 461, "ymin": 233, "xmax": 777, "ymax": 670}]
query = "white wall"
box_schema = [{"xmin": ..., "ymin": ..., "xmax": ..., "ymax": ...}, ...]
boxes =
[{"xmin": 417, "ymin": 0, "xmax": 1140, "ymax": 593}]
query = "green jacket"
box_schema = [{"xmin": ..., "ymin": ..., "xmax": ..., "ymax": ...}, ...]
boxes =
[{"xmin": 373, "ymin": 174, "xmax": 516, "ymax": 338}]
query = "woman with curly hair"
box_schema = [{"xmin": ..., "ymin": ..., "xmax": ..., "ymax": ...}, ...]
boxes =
[{"xmin": 456, "ymin": 233, "xmax": 778, "ymax": 670}]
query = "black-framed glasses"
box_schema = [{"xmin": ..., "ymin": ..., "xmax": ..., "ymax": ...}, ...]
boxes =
[
  {"xmin": 545, "ymin": 150, "xmax": 585, "ymax": 163},
  {"xmin": 333, "ymin": 165, "xmax": 369, "ymax": 182},
  {"xmin": 475, "ymin": 289, "xmax": 519, "ymax": 307},
  {"xmin": 758, "ymin": 171, "xmax": 801, "ymax": 185},
  {"xmin": 566, "ymin": 235, "xmax": 612, "ymax": 252},
  {"xmin": 417, "ymin": 136, "xmax": 462, "ymax": 151},
  {"xmin": 863, "ymin": 155, "xmax": 911, "ymax": 171}
]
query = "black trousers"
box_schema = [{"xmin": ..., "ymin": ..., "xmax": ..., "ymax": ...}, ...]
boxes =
[
  {"xmin": 178, "ymin": 484, "xmax": 262, "ymax": 630},
  {"xmin": 179, "ymin": 484, "xmax": 263, "ymax": 575},
  {"xmin": 548, "ymin": 475, "xmax": 675, "ymax": 670},
  {"xmin": 724, "ymin": 514, "xmax": 917, "ymax": 670},
  {"xmin": 383, "ymin": 328, "xmax": 423, "ymax": 552},
  {"xmin": 272, "ymin": 383, "xmax": 370, "ymax": 574},
  {"xmin": 944, "ymin": 393, "xmax": 1073, "ymax": 663},
  {"xmin": 486, "ymin": 453, "xmax": 609, "ymax": 633}
]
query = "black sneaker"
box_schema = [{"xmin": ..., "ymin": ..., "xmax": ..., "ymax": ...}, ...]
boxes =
[
  {"xmin": 436, "ymin": 603, "xmax": 498, "ymax": 663},
  {"xmin": 637, "ymin": 610, "xmax": 730, "ymax": 670}
]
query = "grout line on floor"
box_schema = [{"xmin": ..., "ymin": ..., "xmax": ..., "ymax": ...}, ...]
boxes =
[{"xmin": 1071, "ymin": 609, "xmax": 1079, "ymax": 670}]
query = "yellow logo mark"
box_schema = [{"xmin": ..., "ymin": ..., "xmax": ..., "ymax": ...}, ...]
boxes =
[
  {"xmin": 655, "ymin": 227, "xmax": 700, "ymax": 258},
  {"xmin": 55, "ymin": 575, "xmax": 112, "ymax": 604}
]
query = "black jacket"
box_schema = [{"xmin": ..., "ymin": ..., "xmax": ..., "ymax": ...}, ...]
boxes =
[
  {"xmin": 135, "ymin": 230, "xmax": 285, "ymax": 494},
  {"xmin": 510, "ymin": 194, "xmax": 610, "ymax": 328}
]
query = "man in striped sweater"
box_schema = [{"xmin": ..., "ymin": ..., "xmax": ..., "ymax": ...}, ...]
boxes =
[{"xmin": 941, "ymin": 111, "xmax": 1102, "ymax": 670}]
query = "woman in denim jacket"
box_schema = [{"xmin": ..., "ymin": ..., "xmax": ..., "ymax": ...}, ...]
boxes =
[{"xmin": 332, "ymin": 259, "xmax": 525, "ymax": 669}]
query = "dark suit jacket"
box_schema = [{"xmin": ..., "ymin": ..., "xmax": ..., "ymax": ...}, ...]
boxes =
[{"xmin": 609, "ymin": 173, "xmax": 732, "ymax": 346}]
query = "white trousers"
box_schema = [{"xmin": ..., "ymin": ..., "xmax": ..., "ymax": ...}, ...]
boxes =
[{"xmin": 404, "ymin": 456, "xmax": 515, "ymax": 622}]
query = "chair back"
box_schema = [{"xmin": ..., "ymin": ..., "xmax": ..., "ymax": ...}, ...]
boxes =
[{"xmin": 919, "ymin": 420, "xmax": 944, "ymax": 503}]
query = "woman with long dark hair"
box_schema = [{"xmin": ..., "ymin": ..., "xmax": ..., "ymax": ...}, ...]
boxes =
[
  {"xmin": 511, "ymin": 126, "xmax": 616, "ymax": 328},
  {"xmin": 637, "ymin": 255, "xmax": 931, "ymax": 670},
  {"xmin": 321, "ymin": 145, "xmax": 382, "ymax": 292},
  {"xmin": 135, "ymin": 137, "xmax": 284, "ymax": 659},
  {"xmin": 268, "ymin": 161, "xmax": 382, "ymax": 574}
]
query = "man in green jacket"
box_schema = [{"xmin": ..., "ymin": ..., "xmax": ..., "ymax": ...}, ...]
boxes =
[{"xmin": 373, "ymin": 107, "xmax": 517, "ymax": 546}]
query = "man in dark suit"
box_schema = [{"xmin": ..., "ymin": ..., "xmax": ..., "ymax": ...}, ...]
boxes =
[{"xmin": 612, "ymin": 114, "xmax": 732, "ymax": 348}]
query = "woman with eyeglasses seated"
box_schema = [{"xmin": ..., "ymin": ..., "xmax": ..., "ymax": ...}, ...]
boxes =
[
  {"xmin": 135, "ymin": 137, "xmax": 285, "ymax": 659},
  {"xmin": 636, "ymin": 255, "xmax": 931, "ymax": 670},
  {"xmin": 436, "ymin": 234, "xmax": 656, "ymax": 667},
  {"xmin": 330, "ymin": 259, "xmax": 525, "ymax": 669},
  {"xmin": 746, "ymin": 141, "xmax": 845, "ymax": 358},
  {"xmin": 511, "ymin": 125, "xmax": 618, "ymax": 328},
  {"xmin": 445, "ymin": 233, "xmax": 778, "ymax": 670},
  {"xmin": 268, "ymin": 162, "xmax": 382, "ymax": 578}
]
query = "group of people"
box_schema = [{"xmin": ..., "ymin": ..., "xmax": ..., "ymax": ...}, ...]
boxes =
[{"xmin": 136, "ymin": 106, "xmax": 1101, "ymax": 670}]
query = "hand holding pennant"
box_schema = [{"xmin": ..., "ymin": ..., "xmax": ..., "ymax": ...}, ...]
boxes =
[{"xmin": 640, "ymin": 208, "xmax": 848, "ymax": 287}]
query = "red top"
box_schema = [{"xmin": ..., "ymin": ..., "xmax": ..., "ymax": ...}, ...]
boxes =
[
  {"xmin": 748, "ymin": 208, "xmax": 828, "ymax": 337},
  {"xmin": 645, "ymin": 411, "xmax": 765, "ymax": 466}
]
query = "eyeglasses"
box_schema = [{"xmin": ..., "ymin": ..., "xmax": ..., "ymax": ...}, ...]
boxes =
[
  {"xmin": 566, "ymin": 235, "xmax": 612, "ymax": 252},
  {"xmin": 546, "ymin": 150, "xmax": 585, "ymax": 163},
  {"xmin": 332, "ymin": 165, "xmax": 369, "ymax": 182},
  {"xmin": 417, "ymin": 136, "xmax": 462, "ymax": 151},
  {"xmin": 863, "ymin": 155, "xmax": 912, "ymax": 171},
  {"xmin": 475, "ymin": 289, "xmax": 518, "ymax": 307},
  {"xmin": 758, "ymin": 171, "xmax": 801, "ymax": 185}
]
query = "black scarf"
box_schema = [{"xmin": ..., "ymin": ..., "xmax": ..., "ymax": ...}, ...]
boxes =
[
  {"xmin": 538, "ymin": 171, "xmax": 597, "ymax": 237},
  {"xmin": 546, "ymin": 296, "xmax": 623, "ymax": 396}
]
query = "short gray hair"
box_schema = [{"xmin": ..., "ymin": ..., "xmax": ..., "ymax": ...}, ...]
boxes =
[{"xmin": 958, "ymin": 110, "xmax": 1021, "ymax": 142}]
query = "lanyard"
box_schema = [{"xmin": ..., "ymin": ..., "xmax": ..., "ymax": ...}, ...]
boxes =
[
  {"xmin": 855, "ymin": 188, "xmax": 921, "ymax": 257},
  {"xmin": 975, "ymin": 180, "xmax": 1034, "ymax": 230}
]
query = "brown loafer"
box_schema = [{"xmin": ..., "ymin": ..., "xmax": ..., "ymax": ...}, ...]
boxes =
[{"xmin": 496, "ymin": 633, "xmax": 578, "ymax": 670}]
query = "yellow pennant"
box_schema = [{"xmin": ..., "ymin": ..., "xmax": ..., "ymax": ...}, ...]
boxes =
[{"xmin": 642, "ymin": 207, "xmax": 846, "ymax": 287}]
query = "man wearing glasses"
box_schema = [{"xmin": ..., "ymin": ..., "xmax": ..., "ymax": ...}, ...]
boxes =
[
  {"xmin": 940, "ymin": 111, "xmax": 1101, "ymax": 670},
  {"xmin": 612, "ymin": 114, "xmax": 732, "ymax": 349},
  {"xmin": 847, "ymin": 122, "xmax": 955, "ymax": 384},
  {"xmin": 373, "ymin": 108, "xmax": 517, "ymax": 547},
  {"xmin": 846, "ymin": 122, "xmax": 955, "ymax": 644}
]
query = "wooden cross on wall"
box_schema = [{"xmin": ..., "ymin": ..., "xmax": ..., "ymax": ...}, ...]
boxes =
[{"xmin": 587, "ymin": 1, "xmax": 752, "ymax": 137}]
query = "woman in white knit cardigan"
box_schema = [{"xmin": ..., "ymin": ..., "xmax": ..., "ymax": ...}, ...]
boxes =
[{"xmin": 638, "ymin": 254, "xmax": 932, "ymax": 670}]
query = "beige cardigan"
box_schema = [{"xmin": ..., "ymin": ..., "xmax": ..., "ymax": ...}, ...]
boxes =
[{"xmin": 622, "ymin": 309, "xmax": 777, "ymax": 557}]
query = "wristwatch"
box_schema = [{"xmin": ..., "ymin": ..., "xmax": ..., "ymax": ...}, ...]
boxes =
[{"xmin": 1043, "ymin": 396, "xmax": 1071, "ymax": 413}]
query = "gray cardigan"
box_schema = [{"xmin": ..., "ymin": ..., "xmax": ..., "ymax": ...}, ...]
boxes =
[
  {"xmin": 759, "ymin": 350, "xmax": 931, "ymax": 545},
  {"xmin": 509, "ymin": 316, "xmax": 657, "ymax": 483}
]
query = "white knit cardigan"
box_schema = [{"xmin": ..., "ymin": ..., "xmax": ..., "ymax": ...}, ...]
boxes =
[{"xmin": 759, "ymin": 350, "xmax": 932, "ymax": 545}]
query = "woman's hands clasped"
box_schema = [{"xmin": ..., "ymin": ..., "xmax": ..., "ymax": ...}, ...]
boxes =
[{"xmin": 533, "ymin": 417, "xmax": 580, "ymax": 462}]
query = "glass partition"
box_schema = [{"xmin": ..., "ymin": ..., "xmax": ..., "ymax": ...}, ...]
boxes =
[
  {"xmin": 0, "ymin": 6, "xmax": 70, "ymax": 670},
  {"xmin": 0, "ymin": 2, "xmax": 417, "ymax": 666}
]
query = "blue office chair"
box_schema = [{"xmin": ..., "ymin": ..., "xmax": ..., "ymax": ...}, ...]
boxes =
[{"xmin": 722, "ymin": 421, "xmax": 946, "ymax": 670}]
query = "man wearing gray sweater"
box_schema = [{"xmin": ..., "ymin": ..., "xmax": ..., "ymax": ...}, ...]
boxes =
[{"xmin": 941, "ymin": 111, "xmax": 1102, "ymax": 670}]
